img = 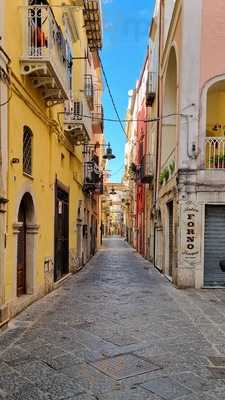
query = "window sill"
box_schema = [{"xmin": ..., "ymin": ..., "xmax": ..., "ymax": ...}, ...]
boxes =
[{"xmin": 23, "ymin": 172, "xmax": 34, "ymax": 180}]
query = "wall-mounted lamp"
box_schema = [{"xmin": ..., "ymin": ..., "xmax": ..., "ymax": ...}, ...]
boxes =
[{"xmin": 103, "ymin": 143, "xmax": 116, "ymax": 161}]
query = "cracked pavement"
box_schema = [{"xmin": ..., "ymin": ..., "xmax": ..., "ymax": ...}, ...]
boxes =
[{"xmin": 1, "ymin": 237, "xmax": 225, "ymax": 399}]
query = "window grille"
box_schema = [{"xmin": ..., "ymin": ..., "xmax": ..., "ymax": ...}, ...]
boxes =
[{"xmin": 23, "ymin": 126, "xmax": 32, "ymax": 175}]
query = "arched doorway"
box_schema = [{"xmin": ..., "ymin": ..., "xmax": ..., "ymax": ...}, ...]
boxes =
[{"xmin": 17, "ymin": 193, "xmax": 35, "ymax": 297}]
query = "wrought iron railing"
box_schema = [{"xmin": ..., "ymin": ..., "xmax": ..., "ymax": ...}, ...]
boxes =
[
  {"xmin": 83, "ymin": 158, "xmax": 102, "ymax": 194},
  {"xmin": 146, "ymin": 72, "xmax": 157, "ymax": 107},
  {"xmin": 92, "ymin": 104, "xmax": 104, "ymax": 133},
  {"xmin": 140, "ymin": 154, "xmax": 154, "ymax": 184},
  {"xmin": 64, "ymin": 97, "xmax": 92, "ymax": 138},
  {"xmin": 205, "ymin": 137, "xmax": 225, "ymax": 169}
]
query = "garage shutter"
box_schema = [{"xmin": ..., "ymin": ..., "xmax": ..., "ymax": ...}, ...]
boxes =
[{"xmin": 204, "ymin": 205, "xmax": 225, "ymax": 286}]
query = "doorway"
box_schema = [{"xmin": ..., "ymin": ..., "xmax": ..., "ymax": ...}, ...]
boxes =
[
  {"xmin": 17, "ymin": 200, "xmax": 26, "ymax": 296},
  {"xmin": 168, "ymin": 201, "xmax": 174, "ymax": 277},
  {"xmin": 17, "ymin": 192, "xmax": 35, "ymax": 297},
  {"xmin": 54, "ymin": 185, "xmax": 69, "ymax": 282}
]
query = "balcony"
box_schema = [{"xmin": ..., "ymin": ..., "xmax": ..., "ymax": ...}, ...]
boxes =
[
  {"xmin": 205, "ymin": 137, "xmax": 225, "ymax": 169},
  {"xmin": 140, "ymin": 154, "xmax": 154, "ymax": 184},
  {"xmin": 83, "ymin": 156, "xmax": 103, "ymax": 194},
  {"xmin": 146, "ymin": 72, "xmax": 157, "ymax": 107},
  {"xmin": 64, "ymin": 98, "xmax": 91, "ymax": 145},
  {"xmin": 21, "ymin": 5, "xmax": 72, "ymax": 105},
  {"xmin": 84, "ymin": 74, "xmax": 94, "ymax": 110},
  {"xmin": 92, "ymin": 104, "xmax": 104, "ymax": 134},
  {"xmin": 83, "ymin": 0, "xmax": 103, "ymax": 51}
]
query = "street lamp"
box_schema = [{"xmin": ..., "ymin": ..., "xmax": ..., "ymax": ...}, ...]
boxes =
[
  {"xmin": 103, "ymin": 143, "xmax": 116, "ymax": 160},
  {"xmin": 109, "ymin": 187, "xmax": 117, "ymax": 195},
  {"xmin": 83, "ymin": 142, "xmax": 116, "ymax": 161}
]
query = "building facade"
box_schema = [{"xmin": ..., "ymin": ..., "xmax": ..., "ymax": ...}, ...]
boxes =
[
  {"xmin": 125, "ymin": 0, "xmax": 225, "ymax": 288},
  {"xmin": 0, "ymin": 0, "xmax": 10, "ymax": 326},
  {"xmin": 0, "ymin": 0, "xmax": 104, "ymax": 323}
]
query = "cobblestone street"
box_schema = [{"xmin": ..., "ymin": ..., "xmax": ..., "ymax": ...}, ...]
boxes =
[{"xmin": 1, "ymin": 237, "xmax": 225, "ymax": 399}]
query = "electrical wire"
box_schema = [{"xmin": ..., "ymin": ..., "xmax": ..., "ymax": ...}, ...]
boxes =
[
  {"xmin": 97, "ymin": 54, "xmax": 129, "ymax": 139},
  {"xmin": 69, "ymin": 112, "xmax": 189, "ymax": 125}
]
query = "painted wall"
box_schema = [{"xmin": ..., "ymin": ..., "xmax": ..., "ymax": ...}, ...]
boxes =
[{"xmin": 3, "ymin": 0, "xmax": 103, "ymax": 316}]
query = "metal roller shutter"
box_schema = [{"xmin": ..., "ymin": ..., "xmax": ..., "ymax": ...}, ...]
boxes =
[{"xmin": 204, "ymin": 205, "xmax": 225, "ymax": 286}]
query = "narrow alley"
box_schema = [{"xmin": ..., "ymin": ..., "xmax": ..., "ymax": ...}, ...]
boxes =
[{"xmin": 0, "ymin": 238, "xmax": 225, "ymax": 399}]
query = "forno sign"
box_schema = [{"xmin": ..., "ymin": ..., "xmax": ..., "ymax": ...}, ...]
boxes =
[{"xmin": 180, "ymin": 201, "xmax": 201, "ymax": 268}]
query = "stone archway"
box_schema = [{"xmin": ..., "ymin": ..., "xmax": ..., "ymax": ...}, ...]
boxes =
[{"xmin": 14, "ymin": 192, "xmax": 39, "ymax": 297}]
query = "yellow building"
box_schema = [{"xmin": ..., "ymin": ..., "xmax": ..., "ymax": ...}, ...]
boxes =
[{"xmin": 0, "ymin": 0, "xmax": 104, "ymax": 324}]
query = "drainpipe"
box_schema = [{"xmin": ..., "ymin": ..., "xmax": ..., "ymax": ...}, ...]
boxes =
[
  {"xmin": 153, "ymin": 1, "xmax": 162, "ymax": 269},
  {"xmin": 0, "ymin": 44, "xmax": 10, "ymax": 326}
]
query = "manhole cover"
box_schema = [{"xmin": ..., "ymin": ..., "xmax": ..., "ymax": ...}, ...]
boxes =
[{"xmin": 90, "ymin": 354, "xmax": 160, "ymax": 380}]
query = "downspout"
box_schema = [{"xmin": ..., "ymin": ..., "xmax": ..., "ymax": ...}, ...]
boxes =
[
  {"xmin": 0, "ymin": 45, "xmax": 10, "ymax": 316},
  {"xmin": 153, "ymin": 1, "xmax": 162, "ymax": 269}
]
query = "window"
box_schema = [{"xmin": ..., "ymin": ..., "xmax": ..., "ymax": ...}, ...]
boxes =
[
  {"xmin": 84, "ymin": 74, "xmax": 94, "ymax": 98},
  {"xmin": 23, "ymin": 126, "xmax": 32, "ymax": 175}
]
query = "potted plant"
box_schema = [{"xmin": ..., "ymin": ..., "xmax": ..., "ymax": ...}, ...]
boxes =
[
  {"xmin": 164, "ymin": 167, "xmax": 170, "ymax": 182},
  {"xmin": 211, "ymin": 155, "xmax": 225, "ymax": 168},
  {"xmin": 159, "ymin": 171, "xmax": 165, "ymax": 185},
  {"xmin": 169, "ymin": 160, "xmax": 175, "ymax": 175}
]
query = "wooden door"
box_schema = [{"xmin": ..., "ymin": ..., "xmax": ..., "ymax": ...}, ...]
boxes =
[
  {"xmin": 54, "ymin": 186, "xmax": 69, "ymax": 282},
  {"xmin": 17, "ymin": 203, "xmax": 26, "ymax": 296}
]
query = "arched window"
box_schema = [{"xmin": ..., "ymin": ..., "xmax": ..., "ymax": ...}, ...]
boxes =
[{"xmin": 23, "ymin": 126, "xmax": 32, "ymax": 175}]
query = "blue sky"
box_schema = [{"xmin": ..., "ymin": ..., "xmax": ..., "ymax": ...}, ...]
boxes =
[{"xmin": 101, "ymin": 0, "xmax": 155, "ymax": 182}]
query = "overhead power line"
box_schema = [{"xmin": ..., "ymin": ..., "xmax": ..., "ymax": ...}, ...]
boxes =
[
  {"xmin": 75, "ymin": 112, "xmax": 189, "ymax": 125},
  {"xmin": 97, "ymin": 54, "xmax": 129, "ymax": 139}
]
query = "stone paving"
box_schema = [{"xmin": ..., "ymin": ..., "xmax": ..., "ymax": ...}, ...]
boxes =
[{"xmin": 1, "ymin": 237, "xmax": 225, "ymax": 399}]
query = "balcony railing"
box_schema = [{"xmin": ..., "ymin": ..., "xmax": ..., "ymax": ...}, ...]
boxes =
[
  {"xmin": 64, "ymin": 97, "xmax": 92, "ymax": 145},
  {"xmin": 92, "ymin": 104, "xmax": 104, "ymax": 134},
  {"xmin": 140, "ymin": 154, "xmax": 154, "ymax": 184},
  {"xmin": 83, "ymin": 0, "xmax": 103, "ymax": 51},
  {"xmin": 83, "ymin": 158, "xmax": 103, "ymax": 194},
  {"xmin": 146, "ymin": 72, "xmax": 157, "ymax": 107},
  {"xmin": 21, "ymin": 5, "xmax": 72, "ymax": 104},
  {"xmin": 205, "ymin": 137, "xmax": 225, "ymax": 169},
  {"xmin": 84, "ymin": 74, "xmax": 94, "ymax": 110}
]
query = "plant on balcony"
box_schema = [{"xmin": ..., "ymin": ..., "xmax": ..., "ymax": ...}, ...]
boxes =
[
  {"xmin": 211, "ymin": 155, "xmax": 225, "ymax": 168},
  {"xmin": 164, "ymin": 167, "xmax": 170, "ymax": 182},
  {"xmin": 159, "ymin": 167, "xmax": 170, "ymax": 185},
  {"xmin": 169, "ymin": 160, "xmax": 175, "ymax": 175},
  {"xmin": 159, "ymin": 172, "xmax": 164, "ymax": 185}
]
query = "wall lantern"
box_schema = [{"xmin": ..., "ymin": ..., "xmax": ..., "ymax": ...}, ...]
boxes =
[{"xmin": 103, "ymin": 143, "xmax": 116, "ymax": 160}]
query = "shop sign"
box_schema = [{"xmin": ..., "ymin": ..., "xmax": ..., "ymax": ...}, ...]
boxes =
[{"xmin": 180, "ymin": 201, "xmax": 201, "ymax": 268}]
